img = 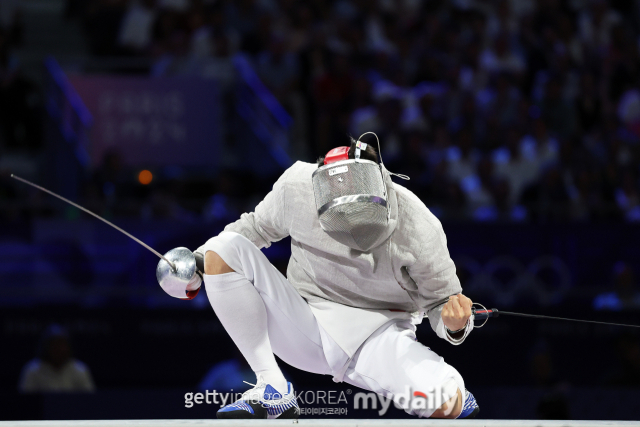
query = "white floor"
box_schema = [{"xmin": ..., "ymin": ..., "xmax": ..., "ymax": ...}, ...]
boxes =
[{"xmin": 0, "ymin": 420, "xmax": 638, "ymax": 427}]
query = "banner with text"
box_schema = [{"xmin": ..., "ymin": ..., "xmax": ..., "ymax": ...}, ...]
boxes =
[{"xmin": 70, "ymin": 76, "xmax": 221, "ymax": 168}]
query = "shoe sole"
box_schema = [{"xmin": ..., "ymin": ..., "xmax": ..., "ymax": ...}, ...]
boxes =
[{"xmin": 463, "ymin": 406, "xmax": 480, "ymax": 419}]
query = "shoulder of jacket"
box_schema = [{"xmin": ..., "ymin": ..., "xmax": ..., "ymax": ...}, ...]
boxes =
[
  {"xmin": 394, "ymin": 183, "xmax": 443, "ymax": 232},
  {"xmin": 281, "ymin": 161, "xmax": 317, "ymax": 185}
]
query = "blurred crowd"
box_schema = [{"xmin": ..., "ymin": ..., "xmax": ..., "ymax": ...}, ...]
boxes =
[{"xmin": 3, "ymin": 0, "xmax": 640, "ymax": 223}]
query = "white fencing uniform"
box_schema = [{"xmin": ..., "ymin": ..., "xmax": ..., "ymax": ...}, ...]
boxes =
[
  {"xmin": 197, "ymin": 160, "xmax": 472, "ymax": 417},
  {"xmin": 200, "ymin": 231, "xmax": 465, "ymax": 418}
]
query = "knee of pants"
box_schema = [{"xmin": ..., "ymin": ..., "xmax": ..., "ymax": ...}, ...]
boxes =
[
  {"xmin": 440, "ymin": 367, "xmax": 464, "ymax": 404},
  {"xmin": 203, "ymin": 249, "xmax": 234, "ymax": 276},
  {"xmin": 412, "ymin": 366, "xmax": 465, "ymax": 418},
  {"xmin": 199, "ymin": 232, "xmax": 257, "ymax": 280}
]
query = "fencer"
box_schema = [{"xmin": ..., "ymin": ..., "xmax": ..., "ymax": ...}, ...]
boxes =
[{"xmin": 158, "ymin": 133, "xmax": 479, "ymax": 419}]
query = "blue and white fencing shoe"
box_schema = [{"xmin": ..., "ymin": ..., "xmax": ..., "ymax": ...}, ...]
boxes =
[
  {"xmin": 457, "ymin": 389, "xmax": 480, "ymax": 419},
  {"xmin": 216, "ymin": 376, "xmax": 300, "ymax": 419}
]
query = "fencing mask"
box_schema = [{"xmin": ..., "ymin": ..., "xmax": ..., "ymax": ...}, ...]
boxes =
[{"xmin": 312, "ymin": 132, "xmax": 408, "ymax": 251}]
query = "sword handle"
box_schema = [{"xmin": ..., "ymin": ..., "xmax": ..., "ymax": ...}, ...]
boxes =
[{"xmin": 472, "ymin": 307, "xmax": 499, "ymax": 320}]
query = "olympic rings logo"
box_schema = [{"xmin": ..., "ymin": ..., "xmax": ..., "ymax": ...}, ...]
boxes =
[{"xmin": 453, "ymin": 255, "xmax": 572, "ymax": 307}]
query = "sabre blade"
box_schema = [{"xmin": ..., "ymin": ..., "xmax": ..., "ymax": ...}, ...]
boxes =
[
  {"xmin": 10, "ymin": 174, "xmax": 176, "ymax": 271},
  {"xmin": 472, "ymin": 306, "xmax": 640, "ymax": 329},
  {"xmin": 498, "ymin": 311, "xmax": 640, "ymax": 329}
]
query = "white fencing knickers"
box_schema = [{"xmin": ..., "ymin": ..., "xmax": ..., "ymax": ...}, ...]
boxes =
[{"xmin": 199, "ymin": 231, "xmax": 465, "ymax": 418}]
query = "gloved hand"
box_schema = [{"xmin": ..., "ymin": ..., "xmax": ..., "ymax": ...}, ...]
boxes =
[
  {"xmin": 194, "ymin": 251, "xmax": 205, "ymax": 280},
  {"xmin": 186, "ymin": 271, "xmax": 202, "ymax": 292},
  {"xmin": 442, "ymin": 293, "xmax": 472, "ymax": 333}
]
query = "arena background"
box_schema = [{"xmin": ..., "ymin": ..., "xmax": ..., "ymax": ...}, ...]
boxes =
[{"xmin": 1, "ymin": 0, "xmax": 640, "ymax": 422}]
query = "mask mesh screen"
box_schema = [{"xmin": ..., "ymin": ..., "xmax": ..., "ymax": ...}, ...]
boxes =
[
  {"xmin": 313, "ymin": 161, "xmax": 388, "ymax": 251},
  {"xmin": 318, "ymin": 201, "xmax": 388, "ymax": 250},
  {"xmin": 313, "ymin": 161, "xmax": 385, "ymax": 209}
]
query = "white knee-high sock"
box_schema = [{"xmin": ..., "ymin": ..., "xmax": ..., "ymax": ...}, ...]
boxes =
[{"xmin": 204, "ymin": 272, "xmax": 288, "ymax": 392}]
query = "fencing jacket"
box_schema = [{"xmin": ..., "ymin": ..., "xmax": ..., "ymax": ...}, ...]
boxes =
[{"xmin": 206, "ymin": 161, "xmax": 472, "ymax": 359}]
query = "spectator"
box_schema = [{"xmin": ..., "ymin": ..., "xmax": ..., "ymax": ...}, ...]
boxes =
[
  {"xmin": 520, "ymin": 118, "xmax": 559, "ymax": 173},
  {"xmin": 117, "ymin": 0, "xmax": 157, "ymax": 53},
  {"xmin": 494, "ymin": 128, "xmax": 538, "ymax": 205},
  {"xmin": 479, "ymin": 33, "xmax": 525, "ymax": 76},
  {"xmin": 460, "ymin": 156, "xmax": 498, "ymax": 220},
  {"xmin": 19, "ymin": 325, "xmax": 95, "ymax": 393},
  {"xmin": 446, "ymin": 128, "xmax": 478, "ymax": 183},
  {"xmin": 577, "ymin": 0, "xmax": 622, "ymax": 51}
]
